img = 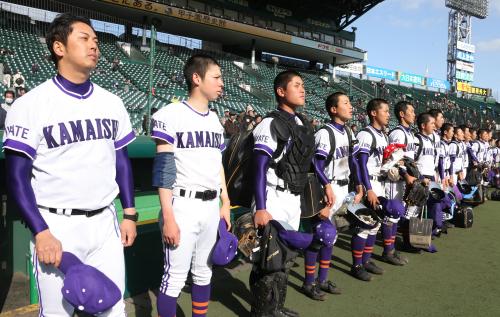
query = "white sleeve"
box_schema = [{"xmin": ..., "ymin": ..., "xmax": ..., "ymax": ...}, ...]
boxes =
[
  {"xmin": 2, "ymin": 97, "xmax": 40, "ymax": 159},
  {"xmin": 253, "ymin": 117, "xmax": 278, "ymax": 157},
  {"xmin": 151, "ymin": 105, "xmax": 177, "ymax": 145},
  {"xmin": 389, "ymin": 129, "xmax": 406, "ymax": 145},
  {"xmin": 356, "ymin": 130, "xmax": 373, "ymax": 154},
  {"xmin": 314, "ymin": 128, "xmax": 331, "ymax": 158}
]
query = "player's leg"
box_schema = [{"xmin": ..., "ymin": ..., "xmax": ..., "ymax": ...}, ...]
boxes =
[
  {"xmin": 86, "ymin": 206, "xmax": 126, "ymax": 317},
  {"xmin": 316, "ymin": 183, "xmax": 344, "ymax": 294},
  {"xmin": 30, "ymin": 210, "xmax": 95, "ymax": 317},
  {"xmin": 362, "ymin": 181, "xmax": 384, "ymax": 275},
  {"xmin": 190, "ymin": 199, "xmax": 219, "ymax": 317},
  {"xmin": 350, "ymin": 228, "xmax": 371, "ymax": 281},
  {"xmin": 157, "ymin": 197, "xmax": 198, "ymax": 317}
]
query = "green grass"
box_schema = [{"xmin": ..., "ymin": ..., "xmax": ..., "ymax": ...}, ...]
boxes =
[{"xmin": 127, "ymin": 200, "xmax": 500, "ymax": 317}]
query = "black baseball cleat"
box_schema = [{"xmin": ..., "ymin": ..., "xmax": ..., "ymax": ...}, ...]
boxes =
[
  {"xmin": 300, "ymin": 283, "xmax": 326, "ymax": 301},
  {"xmin": 364, "ymin": 260, "xmax": 385, "ymax": 275},
  {"xmin": 351, "ymin": 264, "xmax": 373, "ymax": 282},
  {"xmin": 382, "ymin": 250, "xmax": 408, "ymax": 266},
  {"xmin": 317, "ymin": 279, "xmax": 342, "ymax": 295}
]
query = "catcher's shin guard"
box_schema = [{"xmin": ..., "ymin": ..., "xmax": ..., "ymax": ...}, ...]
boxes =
[{"xmin": 250, "ymin": 268, "xmax": 287, "ymax": 317}]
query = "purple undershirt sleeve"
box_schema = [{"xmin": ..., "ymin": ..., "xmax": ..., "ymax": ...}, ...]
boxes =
[
  {"xmin": 253, "ymin": 150, "xmax": 270, "ymax": 210},
  {"xmin": 356, "ymin": 152, "xmax": 372, "ymax": 190},
  {"xmin": 5, "ymin": 151, "xmax": 48, "ymax": 235},
  {"xmin": 115, "ymin": 147, "xmax": 135, "ymax": 209},
  {"xmin": 467, "ymin": 146, "xmax": 478, "ymax": 163},
  {"xmin": 349, "ymin": 154, "xmax": 361, "ymax": 186},
  {"xmin": 449, "ymin": 155, "xmax": 456, "ymax": 175},
  {"xmin": 438, "ymin": 157, "xmax": 445, "ymax": 180},
  {"xmin": 313, "ymin": 155, "xmax": 329, "ymax": 186}
]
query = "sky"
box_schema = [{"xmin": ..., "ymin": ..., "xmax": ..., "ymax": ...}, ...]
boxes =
[{"xmin": 351, "ymin": 0, "xmax": 500, "ymax": 99}]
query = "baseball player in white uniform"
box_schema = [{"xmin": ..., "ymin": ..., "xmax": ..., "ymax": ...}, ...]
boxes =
[
  {"xmin": 251, "ymin": 70, "xmax": 316, "ymax": 316},
  {"xmin": 3, "ymin": 14, "xmax": 137, "ymax": 316},
  {"xmin": 384, "ymin": 101, "xmax": 418, "ymax": 258},
  {"xmin": 414, "ymin": 113, "xmax": 439, "ymax": 251},
  {"xmin": 351, "ymin": 98, "xmax": 390, "ymax": 281},
  {"xmin": 151, "ymin": 54, "xmax": 230, "ymax": 317},
  {"xmin": 428, "ymin": 109, "xmax": 446, "ymax": 187},
  {"xmin": 449, "ymin": 126, "xmax": 466, "ymax": 186},
  {"xmin": 301, "ymin": 92, "xmax": 363, "ymax": 299}
]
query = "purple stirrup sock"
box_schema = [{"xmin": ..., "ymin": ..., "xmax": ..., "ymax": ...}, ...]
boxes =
[
  {"xmin": 318, "ymin": 245, "xmax": 333, "ymax": 283},
  {"xmin": 157, "ymin": 292, "xmax": 177, "ymax": 317},
  {"xmin": 191, "ymin": 284, "xmax": 211, "ymax": 317},
  {"xmin": 304, "ymin": 249, "xmax": 318, "ymax": 285}
]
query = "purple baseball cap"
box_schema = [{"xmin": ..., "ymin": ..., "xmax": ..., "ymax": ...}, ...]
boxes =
[
  {"xmin": 59, "ymin": 252, "xmax": 121, "ymax": 315},
  {"xmin": 271, "ymin": 220, "xmax": 313, "ymax": 250},
  {"xmin": 211, "ymin": 219, "xmax": 238, "ymax": 266},
  {"xmin": 314, "ymin": 219, "xmax": 337, "ymax": 247},
  {"xmin": 378, "ymin": 197, "xmax": 405, "ymax": 218}
]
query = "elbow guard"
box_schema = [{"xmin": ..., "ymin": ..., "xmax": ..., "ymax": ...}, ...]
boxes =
[{"xmin": 153, "ymin": 152, "xmax": 176, "ymax": 189}]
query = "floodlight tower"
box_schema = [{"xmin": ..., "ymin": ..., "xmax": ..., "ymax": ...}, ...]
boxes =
[{"xmin": 446, "ymin": 0, "xmax": 488, "ymax": 91}]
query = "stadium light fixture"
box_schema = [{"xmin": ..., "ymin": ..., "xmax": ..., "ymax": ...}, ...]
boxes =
[{"xmin": 445, "ymin": 0, "xmax": 488, "ymax": 19}]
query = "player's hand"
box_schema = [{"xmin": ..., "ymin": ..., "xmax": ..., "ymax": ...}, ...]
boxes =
[
  {"xmin": 35, "ymin": 229, "xmax": 63, "ymax": 267},
  {"xmin": 458, "ymin": 171, "xmax": 465, "ymax": 181},
  {"xmin": 405, "ymin": 174, "xmax": 416, "ymax": 185},
  {"xmin": 366, "ymin": 189, "xmax": 379, "ymax": 210},
  {"xmin": 319, "ymin": 206, "xmax": 330, "ymax": 220},
  {"xmin": 441, "ymin": 178, "xmax": 448, "ymax": 189},
  {"xmin": 354, "ymin": 191, "xmax": 364, "ymax": 204},
  {"xmin": 120, "ymin": 218, "xmax": 137, "ymax": 247},
  {"xmin": 254, "ymin": 209, "xmax": 272, "ymax": 228},
  {"xmin": 448, "ymin": 178, "xmax": 455, "ymax": 187},
  {"xmin": 324, "ymin": 184, "xmax": 335, "ymax": 207},
  {"xmin": 220, "ymin": 202, "xmax": 231, "ymax": 231},
  {"xmin": 163, "ymin": 218, "xmax": 180, "ymax": 247}
]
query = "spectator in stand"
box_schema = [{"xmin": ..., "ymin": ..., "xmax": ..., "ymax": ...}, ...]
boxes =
[
  {"xmin": 17, "ymin": 87, "xmax": 26, "ymax": 97},
  {"xmin": 1, "ymin": 90, "xmax": 15, "ymax": 112},
  {"xmin": 3, "ymin": 64, "xmax": 12, "ymax": 88},
  {"xmin": 255, "ymin": 114, "xmax": 262, "ymax": 125},
  {"xmin": 224, "ymin": 112, "xmax": 239, "ymax": 138},
  {"xmin": 0, "ymin": 62, "xmax": 4, "ymax": 79},
  {"xmin": 12, "ymin": 70, "xmax": 26, "ymax": 94},
  {"xmin": 351, "ymin": 124, "xmax": 358, "ymax": 134},
  {"xmin": 220, "ymin": 108, "xmax": 230, "ymax": 125}
]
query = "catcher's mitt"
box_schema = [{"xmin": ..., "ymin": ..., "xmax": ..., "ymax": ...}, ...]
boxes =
[
  {"xmin": 232, "ymin": 212, "xmax": 259, "ymax": 258},
  {"xmin": 401, "ymin": 157, "xmax": 421, "ymax": 179},
  {"xmin": 403, "ymin": 181, "xmax": 429, "ymax": 207}
]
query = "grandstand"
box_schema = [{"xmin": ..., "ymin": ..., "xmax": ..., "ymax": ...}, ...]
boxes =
[{"xmin": 1, "ymin": 2, "xmax": 498, "ymax": 134}]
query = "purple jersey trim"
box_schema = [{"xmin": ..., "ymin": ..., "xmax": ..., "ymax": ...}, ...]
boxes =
[
  {"xmin": 114, "ymin": 131, "xmax": 136, "ymax": 150},
  {"xmin": 254, "ymin": 143, "xmax": 274, "ymax": 157},
  {"xmin": 182, "ymin": 101, "xmax": 210, "ymax": 117},
  {"xmin": 52, "ymin": 75, "xmax": 94, "ymax": 100},
  {"xmin": 315, "ymin": 149, "xmax": 328, "ymax": 157},
  {"xmin": 151, "ymin": 131, "xmax": 175, "ymax": 145},
  {"xmin": 220, "ymin": 143, "xmax": 226, "ymax": 152},
  {"xmin": 3, "ymin": 139, "xmax": 36, "ymax": 159}
]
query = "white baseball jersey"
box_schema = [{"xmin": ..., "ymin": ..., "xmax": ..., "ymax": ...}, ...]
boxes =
[
  {"xmin": 431, "ymin": 131, "xmax": 441, "ymax": 169},
  {"xmin": 253, "ymin": 113, "xmax": 305, "ymax": 230},
  {"xmin": 356, "ymin": 125, "xmax": 388, "ymax": 176},
  {"xmin": 2, "ymin": 77, "xmax": 135, "ymax": 210},
  {"xmin": 463, "ymin": 141, "xmax": 471, "ymax": 168},
  {"xmin": 389, "ymin": 125, "xmax": 417, "ymax": 159},
  {"xmin": 314, "ymin": 123, "xmax": 359, "ymax": 181},
  {"xmin": 471, "ymin": 140, "xmax": 488, "ymax": 163},
  {"xmin": 253, "ymin": 115, "xmax": 304, "ymax": 187},
  {"xmin": 449, "ymin": 141, "xmax": 465, "ymax": 174},
  {"xmin": 151, "ymin": 101, "xmax": 225, "ymax": 191},
  {"xmin": 441, "ymin": 140, "xmax": 452, "ymax": 177},
  {"xmin": 415, "ymin": 133, "xmax": 436, "ymax": 177}
]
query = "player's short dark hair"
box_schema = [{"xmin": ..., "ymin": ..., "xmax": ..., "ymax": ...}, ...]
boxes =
[
  {"xmin": 366, "ymin": 98, "xmax": 388, "ymax": 122},
  {"xmin": 459, "ymin": 124, "xmax": 469, "ymax": 132},
  {"xmin": 273, "ymin": 70, "xmax": 302, "ymax": 103},
  {"xmin": 417, "ymin": 113, "xmax": 433, "ymax": 131},
  {"xmin": 46, "ymin": 13, "xmax": 95, "ymax": 67},
  {"xmin": 183, "ymin": 53, "xmax": 220, "ymax": 93},
  {"xmin": 394, "ymin": 101, "xmax": 413, "ymax": 122},
  {"xmin": 428, "ymin": 108, "xmax": 443, "ymax": 119},
  {"xmin": 325, "ymin": 91, "xmax": 347, "ymax": 117},
  {"xmin": 477, "ymin": 128, "xmax": 488, "ymax": 137},
  {"xmin": 441, "ymin": 123, "xmax": 454, "ymax": 136}
]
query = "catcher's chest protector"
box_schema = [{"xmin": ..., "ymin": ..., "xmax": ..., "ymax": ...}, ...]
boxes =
[{"xmin": 269, "ymin": 111, "xmax": 316, "ymax": 194}]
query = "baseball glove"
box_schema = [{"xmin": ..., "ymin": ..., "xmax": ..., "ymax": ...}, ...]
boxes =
[
  {"xmin": 404, "ymin": 181, "xmax": 429, "ymax": 207},
  {"xmin": 233, "ymin": 212, "xmax": 259, "ymax": 258},
  {"xmin": 401, "ymin": 157, "xmax": 421, "ymax": 179}
]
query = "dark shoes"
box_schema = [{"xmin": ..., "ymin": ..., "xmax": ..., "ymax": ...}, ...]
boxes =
[
  {"xmin": 300, "ymin": 283, "xmax": 326, "ymax": 301},
  {"xmin": 351, "ymin": 264, "xmax": 373, "ymax": 282},
  {"xmin": 317, "ymin": 279, "xmax": 342, "ymax": 295},
  {"xmin": 382, "ymin": 250, "xmax": 409, "ymax": 266},
  {"xmin": 364, "ymin": 260, "xmax": 385, "ymax": 275}
]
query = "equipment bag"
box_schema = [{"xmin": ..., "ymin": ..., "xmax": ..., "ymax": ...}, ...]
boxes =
[
  {"xmin": 409, "ymin": 205, "xmax": 433, "ymax": 249},
  {"xmin": 453, "ymin": 206, "xmax": 473, "ymax": 228}
]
